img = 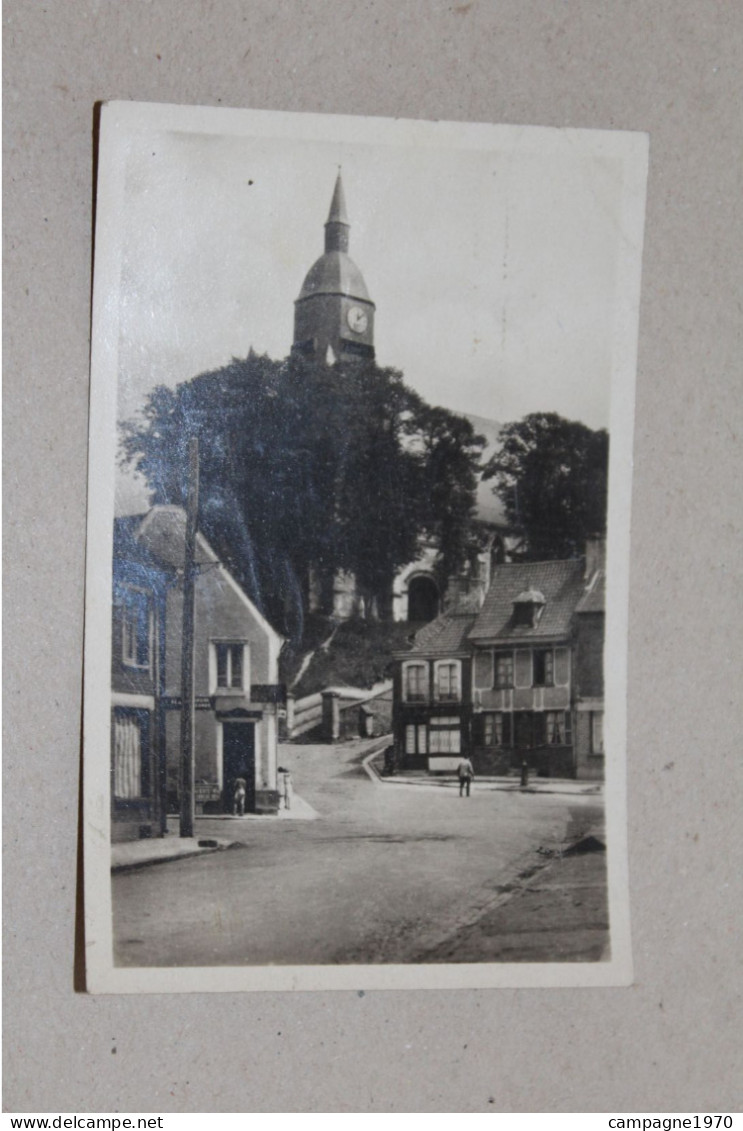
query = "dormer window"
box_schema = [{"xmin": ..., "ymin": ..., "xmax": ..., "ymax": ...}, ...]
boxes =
[{"xmin": 512, "ymin": 588, "xmax": 546, "ymax": 628}]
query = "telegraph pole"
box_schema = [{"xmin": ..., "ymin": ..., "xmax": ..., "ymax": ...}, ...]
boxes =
[{"xmin": 179, "ymin": 437, "xmax": 199, "ymax": 838}]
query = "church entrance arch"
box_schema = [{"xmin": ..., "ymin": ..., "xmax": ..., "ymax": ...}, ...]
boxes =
[{"xmin": 407, "ymin": 575, "xmax": 440, "ymax": 623}]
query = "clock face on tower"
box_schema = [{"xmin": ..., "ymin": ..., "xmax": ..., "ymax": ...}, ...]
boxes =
[{"xmin": 346, "ymin": 306, "xmax": 369, "ymax": 334}]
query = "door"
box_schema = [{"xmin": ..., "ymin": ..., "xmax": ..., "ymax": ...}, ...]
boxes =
[
  {"xmin": 222, "ymin": 722, "xmax": 256, "ymax": 813},
  {"xmin": 407, "ymin": 575, "xmax": 440, "ymax": 623},
  {"xmin": 514, "ymin": 711, "xmax": 534, "ymax": 751}
]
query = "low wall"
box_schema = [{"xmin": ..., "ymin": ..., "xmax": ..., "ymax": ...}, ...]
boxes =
[
  {"xmin": 287, "ymin": 683, "xmax": 393, "ymax": 742},
  {"xmin": 337, "ymin": 688, "xmax": 393, "ymax": 740}
]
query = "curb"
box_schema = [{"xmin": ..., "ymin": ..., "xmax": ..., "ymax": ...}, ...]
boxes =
[
  {"xmin": 111, "ymin": 841, "xmax": 242, "ymax": 874},
  {"xmin": 362, "ymin": 749, "xmax": 602, "ymax": 796}
]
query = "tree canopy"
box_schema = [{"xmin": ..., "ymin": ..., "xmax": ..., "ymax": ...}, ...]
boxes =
[
  {"xmin": 121, "ymin": 352, "xmax": 485, "ymax": 638},
  {"xmin": 482, "ymin": 412, "xmax": 608, "ymax": 561}
]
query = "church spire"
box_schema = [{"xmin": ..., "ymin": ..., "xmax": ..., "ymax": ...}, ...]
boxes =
[{"xmin": 324, "ymin": 170, "xmax": 350, "ymax": 253}]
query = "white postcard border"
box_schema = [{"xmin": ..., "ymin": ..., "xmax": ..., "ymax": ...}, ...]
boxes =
[{"xmin": 84, "ymin": 101, "xmax": 648, "ymax": 993}]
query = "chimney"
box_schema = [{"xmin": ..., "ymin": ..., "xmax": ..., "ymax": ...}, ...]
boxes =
[{"xmin": 584, "ymin": 535, "xmax": 606, "ymax": 581}]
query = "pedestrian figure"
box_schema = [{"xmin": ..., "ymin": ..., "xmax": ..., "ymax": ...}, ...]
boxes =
[
  {"xmin": 457, "ymin": 755, "xmax": 474, "ymax": 797},
  {"xmin": 278, "ymin": 765, "xmax": 293, "ymax": 811},
  {"xmin": 233, "ymin": 776, "xmax": 247, "ymax": 816}
]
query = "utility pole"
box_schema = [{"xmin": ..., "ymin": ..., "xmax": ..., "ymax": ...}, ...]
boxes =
[{"xmin": 179, "ymin": 437, "xmax": 199, "ymax": 838}]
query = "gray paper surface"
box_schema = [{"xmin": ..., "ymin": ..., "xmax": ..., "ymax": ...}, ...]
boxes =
[{"xmin": 4, "ymin": 0, "xmax": 741, "ymax": 1113}]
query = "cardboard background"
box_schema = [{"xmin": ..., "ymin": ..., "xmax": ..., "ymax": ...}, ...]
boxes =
[{"xmin": 4, "ymin": 0, "xmax": 741, "ymax": 1112}]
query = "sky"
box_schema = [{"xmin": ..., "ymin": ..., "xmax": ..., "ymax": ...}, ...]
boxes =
[{"xmin": 112, "ymin": 112, "xmax": 627, "ymax": 514}]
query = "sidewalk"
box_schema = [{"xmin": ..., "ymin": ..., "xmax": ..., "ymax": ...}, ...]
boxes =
[
  {"xmin": 110, "ymin": 792, "xmax": 318, "ymax": 872},
  {"xmin": 111, "ymin": 832, "xmax": 238, "ymax": 873},
  {"xmin": 363, "ymin": 749, "xmax": 602, "ymax": 797},
  {"xmin": 194, "ymin": 792, "xmax": 318, "ymax": 822},
  {"xmin": 418, "ymin": 827, "xmax": 609, "ymax": 963}
]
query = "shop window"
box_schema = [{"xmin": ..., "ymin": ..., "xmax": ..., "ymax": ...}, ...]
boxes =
[
  {"xmin": 591, "ymin": 711, "xmax": 604, "ymax": 755},
  {"xmin": 405, "ymin": 724, "xmax": 428, "ymax": 755},
  {"xmin": 428, "ymin": 716, "xmax": 461, "ymax": 754},
  {"xmin": 435, "ymin": 660, "xmax": 460, "ymax": 702},
  {"xmin": 545, "ymin": 710, "xmax": 573, "ymax": 745},
  {"xmin": 121, "ymin": 587, "xmax": 152, "ymax": 669},
  {"xmin": 482, "ymin": 712, "xmax": 512, "ymax": 747},
  {"xmin": 494, "ymin": 651, "xmax": 514, "ymax": 689},
  {"xmin": 403, "ymin": 662, "xmax": 428, "ymax": 702},
  {"xmin": 533, "ymin": 649, "xmax": 554, "ymax": 687}
]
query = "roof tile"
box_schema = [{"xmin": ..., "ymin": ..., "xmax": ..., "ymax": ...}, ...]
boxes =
[
  {"xmin": 469, "ymin": 558, "xmax": 587, "ymax": 641},
  {"xmin": 405, "ymin": 613, "xmax": 477, "ymax": 656}
]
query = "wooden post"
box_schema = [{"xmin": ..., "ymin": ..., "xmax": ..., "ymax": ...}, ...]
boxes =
[
  {"xmin": 179, "ymin": 437, "xmax": 199, "ymax": 838},
  {"xmin": 283, "ymin": 691, "xmax": 295, "ymax": 741},
  {"xmin": 322, "ymin": 690, "xmax": 341, "ymax": 742}
]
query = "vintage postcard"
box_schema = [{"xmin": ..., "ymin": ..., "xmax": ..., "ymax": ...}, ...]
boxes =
[{"xmin": 84, "ymin": 101, "xmax": 647, "ymax": 992}]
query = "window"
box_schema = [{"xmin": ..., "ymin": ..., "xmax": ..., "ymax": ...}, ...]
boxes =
[
  {"xmin": 591, "ymin": 711, "xmax": 604, "ymax": 755},
  {"xmin": 113, "ymin": 709, "xmax": 149, "ymax": 800},
  {"xmin": 494, "ymin": 651, "xmax": 514, "ymax": 689},
  {"xmin": 403, "ymin": 662, "xmax": 428, "ymax": 702},
  {"xmin": 121, "ymin": 587, "xmax": 151, "ymax": 669},
  {"xmin": 212, "ymin": 642, "xmax": 247, "ymax": 692},
  {"xmin": 512, "ymin": 589, "xmax": 545, "ymax": 628},
  {"xmin": 435, "ymin": 661, "xmax": 460, "ymax": 702},
  {"xmin": 482, "ymin": 712, "xmax": 512, "ymax": 746},
  {"xmin": 429, "ymin": 716, "xmax": 461, "ymax": 754},
  {"xmin": 533, "ymin": 649, "xmax": 554, "ymax": 687},
  {"xmin": 545, "ymin": 710, "xmax": 573, "ymax": 745},
  {"xmin": 405, "ymin": 724, "xmax": 428, "ymax": 755},
  {"xmin": 513, "ymin": 602, "xmax": 534, "ymax": 627}
]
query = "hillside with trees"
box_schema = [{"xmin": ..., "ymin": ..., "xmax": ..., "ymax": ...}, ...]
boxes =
[{"xmin": 121, "ymin": 351, "xmax": 486, "ymax": 643}]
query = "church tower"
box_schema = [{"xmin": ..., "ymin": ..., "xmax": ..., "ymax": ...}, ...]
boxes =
[{"xmin": 293, "ymin": 172, "xmax": 376, "ymax": 363}]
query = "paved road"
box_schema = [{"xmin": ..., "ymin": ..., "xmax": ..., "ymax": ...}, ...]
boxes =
[{"xmin": 113, "ymin": 739, "xmax": 605, "ymax": 966}]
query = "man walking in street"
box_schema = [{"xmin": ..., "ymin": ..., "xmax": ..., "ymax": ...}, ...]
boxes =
[{"xmin": 457, "ymin": 755, "xmax": 475, "ymax": 797}]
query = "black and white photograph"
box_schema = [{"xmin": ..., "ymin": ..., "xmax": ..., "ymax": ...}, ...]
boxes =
[{"xmin": 84, "ymin": 101, "xmax": 647, "ymax": 992}]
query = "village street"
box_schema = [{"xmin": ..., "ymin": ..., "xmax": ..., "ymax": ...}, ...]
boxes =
[{"xmin": 113, "ymin": 738, "xmax": 607, "ymax": 967}]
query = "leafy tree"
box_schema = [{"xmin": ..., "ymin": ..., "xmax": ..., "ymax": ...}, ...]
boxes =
[
  {"xmin": 482, "ymin": 412, "xmax": 608, "ymax": 560},
  {"xmin": 120, "ymin": 352, "xmax": 485, "ymax": 637},
  {"xmin": 413, "ymin": 405, "xmax": 485, "ymax": 588}
]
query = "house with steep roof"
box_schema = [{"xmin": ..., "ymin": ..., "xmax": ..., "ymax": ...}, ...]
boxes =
[
  {"xmin": 392, "ymin": 610, "xmax": 477, "ymax": 773},
  {"xmin": 468, "ymin": 557, "xmax": 587, "ymax": 778},
  {"xmin": 111, "ymin": 507, "xmax": 285, "ymax": 841},
  {"xmin": 392, "ymin": 539, "xmax": 606, "ymax": 780}
]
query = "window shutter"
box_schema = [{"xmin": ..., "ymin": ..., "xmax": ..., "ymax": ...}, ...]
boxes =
[
  {"xmin": 554, "ymin": 647, "xmax": 570, "ymax": 685},
  {"xmin": 473, "ymin": 650, "xmax": 493, "ymax": 689},
  {"xmin": 515, "ymin": 649, "xmax": 532, "ymax": 688}
]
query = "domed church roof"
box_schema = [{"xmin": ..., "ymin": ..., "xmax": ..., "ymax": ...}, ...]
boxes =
[{"xmin": 297, "ymin": 250, "xmax": 373, "ymax": 304}]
